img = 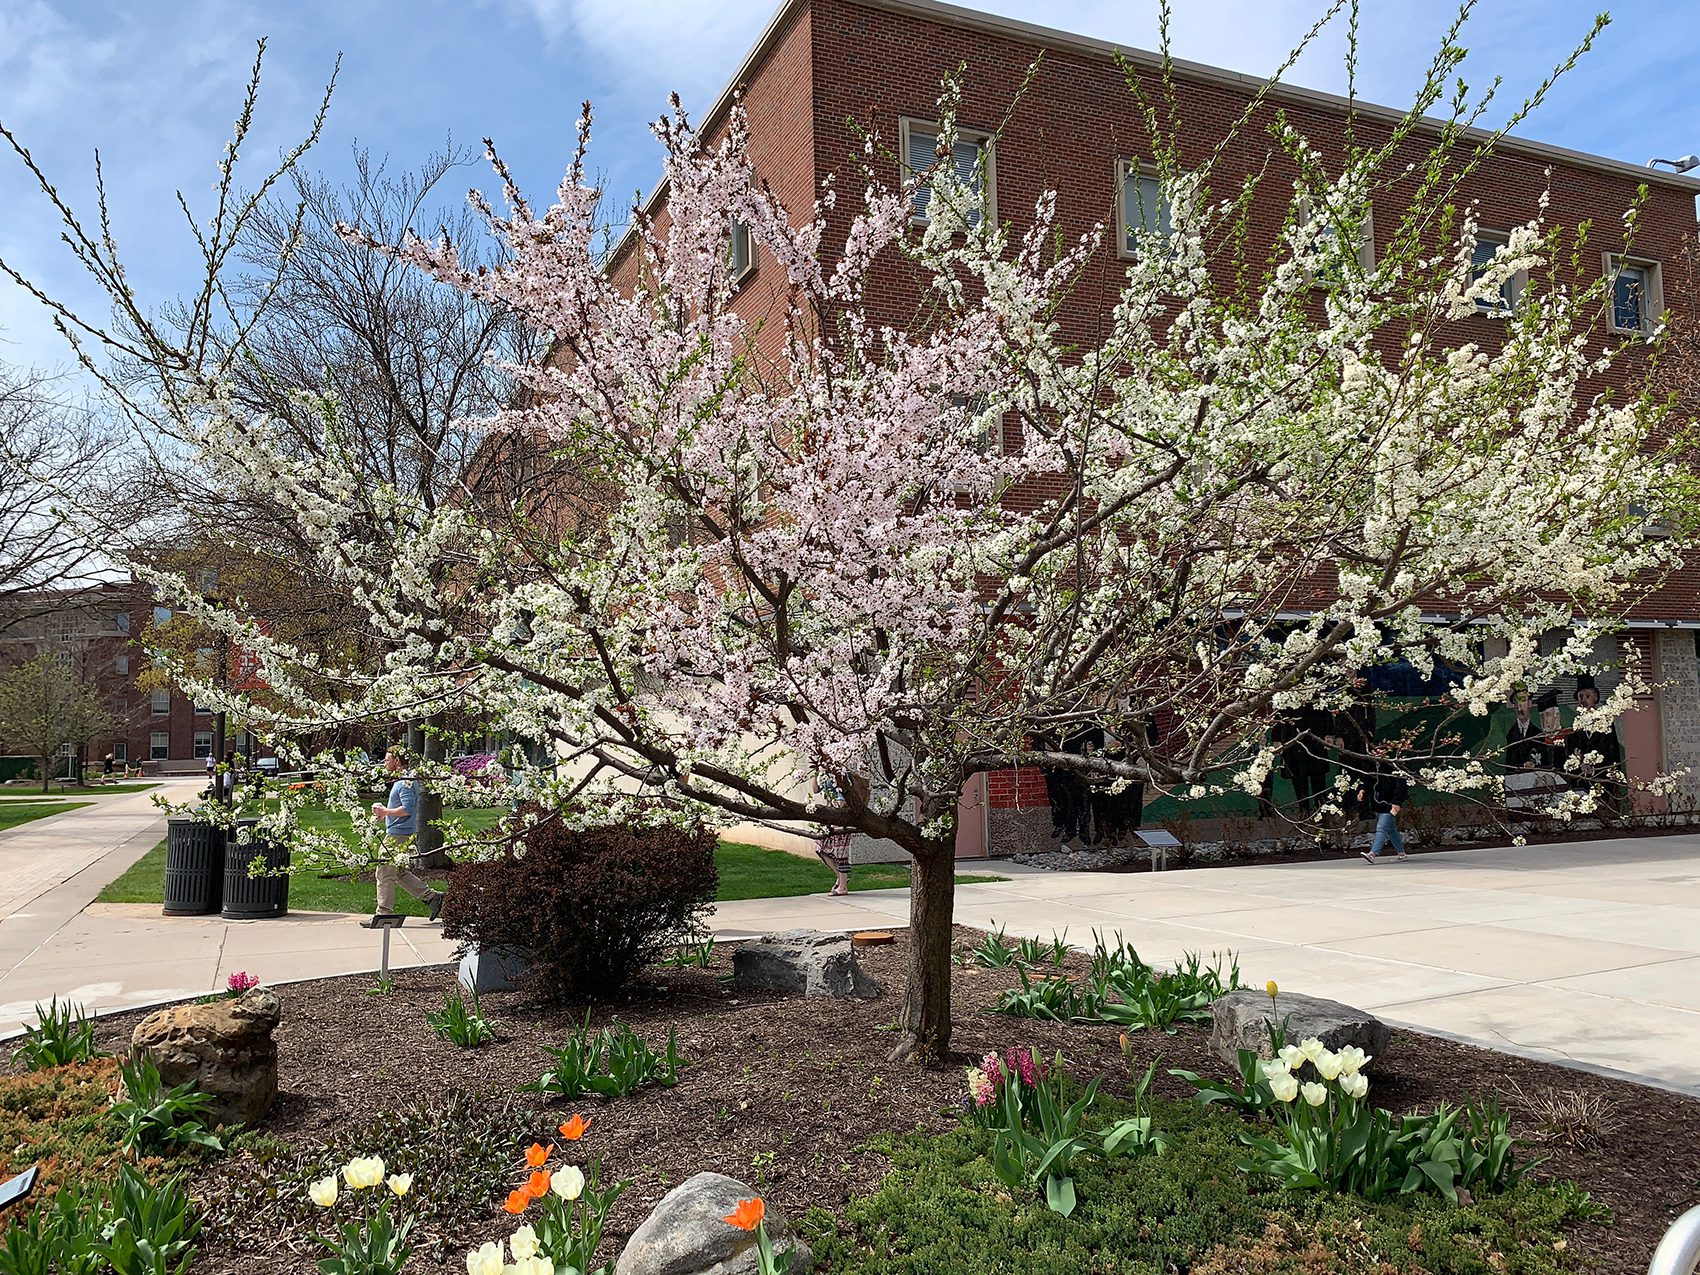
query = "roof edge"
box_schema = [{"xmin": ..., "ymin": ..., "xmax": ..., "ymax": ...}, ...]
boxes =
[{"xmin": 609, "ymin": 0, "xmax": 1700, "ymax": 267}]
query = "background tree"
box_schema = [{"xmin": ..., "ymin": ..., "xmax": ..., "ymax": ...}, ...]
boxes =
[
  {"xmin": 0, "ymin": 369, "xmax": 131, "ymax": 638},
  {"xmin": 0, "ymin": 652, "xmax": 123, "ymax": 791},
  {"xmin": 2, "ymin": 19, "xmax": 1693, "ymax": 1062}
]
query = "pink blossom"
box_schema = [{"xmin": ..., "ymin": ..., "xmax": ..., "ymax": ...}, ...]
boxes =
[{"xmin": 227, "ymin": 971, "xmax": 260, "ymax": 995}]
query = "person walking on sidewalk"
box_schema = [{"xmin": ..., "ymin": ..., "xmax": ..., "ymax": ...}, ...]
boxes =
[
  {"xmin": 367, "ymin": 746, "xmax": 445, "ymax": 921},
  {"xmin": 1358, "ymin": 755, "xmax": 1410, "ymax": 863}
]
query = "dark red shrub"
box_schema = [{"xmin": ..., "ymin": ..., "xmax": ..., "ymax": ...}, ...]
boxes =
[{"xmin": 441, "ymin": 810, "xmax": 717, "ymax": 1001}]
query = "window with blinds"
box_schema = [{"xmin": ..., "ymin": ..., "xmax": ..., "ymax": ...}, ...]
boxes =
[
  {"xmin": 902, "ymin": 120, "xmax": 990, "ymax": 227},
  {"xmin": 1118, "ymin": 162, "xmax": 1175, "ymax": 256}
]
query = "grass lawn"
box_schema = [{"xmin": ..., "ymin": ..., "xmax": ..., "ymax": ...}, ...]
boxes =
[
  {"xmin": 101, "ymin": 826, "xmax": 1007, "ymax": 913},
  {"xmin": 0, "ymin": 801, "xmax": 91, "ymax": 832},
  {"xmin": 0, "ymin": 782, "xmax": 158, "ymax": 799}
]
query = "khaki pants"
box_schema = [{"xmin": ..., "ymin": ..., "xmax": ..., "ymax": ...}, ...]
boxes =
[{"xmin": 376, "ymin": 835, "xmax": 433, "ymax": 911}]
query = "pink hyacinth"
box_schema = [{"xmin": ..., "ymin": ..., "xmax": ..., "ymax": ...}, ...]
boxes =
[
  {"xmin": 1006, "ymin": 1047, "xmax": 1044, "ymax": 1087},
  {"xmin": 227, "ymin": 971, "xmax": 260, "ymax": 995},
  {"xmin": 966, "ymin": 1066, "xmax": 997, "ymax": 1108}
]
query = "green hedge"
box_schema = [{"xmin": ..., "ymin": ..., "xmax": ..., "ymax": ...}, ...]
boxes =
[{"xmin": 0, "ymin": 757, "xmax": 40, "ymax": 782}]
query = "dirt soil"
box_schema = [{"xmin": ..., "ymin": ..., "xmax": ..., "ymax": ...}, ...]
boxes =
[{"xmin": 90, "ymin": 930, "xmax": 1700, "ymax": 1275}]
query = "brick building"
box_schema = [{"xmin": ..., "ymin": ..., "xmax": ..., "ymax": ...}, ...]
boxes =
[
  {"xmin": 0, "ymin": 582, "xmax": 254, "ymax": 776},
  {"xmin": 609, "ymin": 0, "xmax": 1700, "ymax": 854}
]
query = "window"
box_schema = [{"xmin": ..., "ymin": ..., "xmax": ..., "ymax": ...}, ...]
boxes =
[
  {"xmin": 194, "ymin": 701, "xmax": 213, "ymax": 717},
  {"xmin": 901, "ymin": 118, "xmax": 992, "ymax": 228},
  {"xmin": 151, "ymin": 688, "xmax": 171, "ymax": 716},
  {"xmin": 112, "ymin": 612, "xmax": 131, "ymax": 634},
  {"xmin": 193, "ymin": 731, "xmax": 214, "ymax": 758},
  {"xmin": 1468, "ymin": 231, "xmax": 1522, "ymax": 314},
  {"xmin": 112, "ymin": 741, "xmax": 128, "ymax": 762},
  {"xmin": 1118, "ymin": 161, "xmax": 1175, "ymax": 257},
  {"xmin": 152, "ymin": 605, "xmax": 172, "ymax": 626},
  {"xmin": 149, "ymin": 732, "xmax": 170, "ymax": 760},
  {"xmin": 1605, "ymin": 255, "xmax": 1661, "ymax": 336},
  {"xmin": 728, "ymin": 219, "xmax": 756, "ymax": 284},
  {"xmin": 115, "ymin": 655, "xmax": 129, "ymax": 675},
  {"xmin": 1299, "ymin": 197, "xmax": 1375, "ymax": 283}
]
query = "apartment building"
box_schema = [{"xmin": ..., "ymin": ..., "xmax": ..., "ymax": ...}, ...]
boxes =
[{"xmin": 609, "ymin": 0, "xmax": 1700, "ymax": 853}]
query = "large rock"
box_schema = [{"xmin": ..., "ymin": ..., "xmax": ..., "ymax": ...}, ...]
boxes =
[
  {"xmin": 731, "ymin": 930, "xmax": 880, "ymax": 999},
  {"xmin": 458, "ymin": 943, "xmax": 530, "ymax": 994},
  {"xmin": 1210, "ymin": 988, "xmax": 1390, "ymax": 1066},
  {"xmin": 616, "ymin": 1172, "xmax": 812, "ymax": 1275},
  {"xmin": 130, "ymin": 988, "xmax": 281, "ymax": 1128}
]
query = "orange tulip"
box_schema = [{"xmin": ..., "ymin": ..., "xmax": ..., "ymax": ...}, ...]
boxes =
[
  {"xmin": 527, "ymin": 1170, "xmax": 552, "ymax": 1199},
  {"xmin": 723, "ymin": 1197, "xmax": 765, "ymax": 1231},
  {"xmin": 558, "ymin": 1114, "xmax": 590, "ymax": 1141},
  {"xmin": 503, "ymin": 1189, "xmax": 531, "ymax": 1215},
  {"xmin": 524, "ymin": 1142, "xmax": 552, "ymax": 1168}
]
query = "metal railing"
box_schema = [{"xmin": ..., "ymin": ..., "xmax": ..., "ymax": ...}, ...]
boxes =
[{"xmin": 1650, "ymin": 1205, "xmax": 1700, "ymax": 1275}]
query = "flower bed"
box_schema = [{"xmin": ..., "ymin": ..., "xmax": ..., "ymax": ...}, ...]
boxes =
[{"xmin": 37, "ymin": 929, "xmax": 1699, "ymax": 1274}]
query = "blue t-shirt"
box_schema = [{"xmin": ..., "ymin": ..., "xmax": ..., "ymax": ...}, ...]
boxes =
[{"xmin": 386, "ymin": 778, "xmax": 422, "ymax": 836}]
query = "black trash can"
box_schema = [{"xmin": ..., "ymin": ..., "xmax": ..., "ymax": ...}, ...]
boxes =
[
  {"xmin": 163, "ymin": 817, "xmax": 224, "ymax": 916},
  {"xmin": 221, "ymin": 819, "xmax": 291, "ymax": 920}
]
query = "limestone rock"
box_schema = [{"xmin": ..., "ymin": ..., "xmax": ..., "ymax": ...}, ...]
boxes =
[
  {"xmin": 615, "ymin": 1172, "xmax": 812, "ymax": 1275},
  {"xmin": 459, "ymin": 943, "xmax": 530, "ymax": 994},
  {"xmin": 1210, "ymin": 988, "xmax": 1389, "ymax": 1066},
  {"xmin": 130, "ymin": 988, "xmax": 281, "ymax": 1128},
  {"xmin": 731, "ymin": 929, "xmax": 880, "ymax": 999}
]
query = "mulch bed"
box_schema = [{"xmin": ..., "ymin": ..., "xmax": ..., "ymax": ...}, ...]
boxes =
[{"xmin": 88, "ymin": 930, "xmax": 1700, "ymax": 1275}]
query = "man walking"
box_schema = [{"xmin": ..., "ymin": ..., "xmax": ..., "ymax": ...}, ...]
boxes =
[
  {"xmin": 367, "ymin": 746, "xmax": 444, "ymax": 922},
  {"xmin": 1358, "ymin": 754, "xmax": 1410, "ymax": 863}
]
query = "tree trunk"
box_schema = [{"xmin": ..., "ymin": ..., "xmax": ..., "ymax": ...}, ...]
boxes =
[
  {"xmin": 38, "ymin": 753, "xmax": 51, "ymax": 793},
  {"xmin": 895, "ymin": 839, "xmax": 956, "ymax": 1063},
  {"xmin": 408, "ymin": 718, "xmax": 452, "ymax": 870}
]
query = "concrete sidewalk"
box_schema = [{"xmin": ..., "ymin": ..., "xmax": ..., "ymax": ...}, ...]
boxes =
[
  {"xmin": 3, "ymin": 801, "xmax": 1697, "ymax": 1093},
  {"xmin": 749, "ymin": 836, "xmax": 1700, "ymax": 1093}
]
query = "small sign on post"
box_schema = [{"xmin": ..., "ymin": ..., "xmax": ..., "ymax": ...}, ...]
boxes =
[
  {"xmin": 0, "ymin": 1166, "xmax": 38, "ymax": 1212},
  {"xmin": 362, "ymin": 912, "xmax": 407, "ymax": 981},
  {"xmin": 1133, "ymin": 828, "xmax": 1182, "ymax": 872}
]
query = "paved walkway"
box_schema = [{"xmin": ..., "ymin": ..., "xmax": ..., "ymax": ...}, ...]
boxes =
[
  {"xmin": 3, "ymin": 793, "xmax": 1696, "ymax": 1093},
  {"xmin": 749, "ymin": 836, "xmax": 1700, "ymax": 1093}
]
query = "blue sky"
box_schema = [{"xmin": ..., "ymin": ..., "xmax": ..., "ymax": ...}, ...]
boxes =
[{"xmin": 2, "ymin": 0, "xmax": 1696, "ymax": 373}]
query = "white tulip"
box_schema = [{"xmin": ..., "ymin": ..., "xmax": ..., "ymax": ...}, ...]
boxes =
[
  {"xmin": 1340, "ymin": 1071, "xmax": 1370, "ymax": 1100},
  {"xmin": 1269, "ymin": 1072, "xmax": 1300, "ymax": 1103},
  {"xmin": 510, "ymin": 1225, "xmax": 539, "ymax": 1261},
  {"xmin": 1276, "ymin": 1045, "xmax": 1306, "ymax": 1072},
  {"xmin": 1313, "ymin": 1050, "xmax": 1343, "ymax": 1081},
  {"xmin": 1336, "ymin": 1046, "xmax": 1371, "ymax": 1076},
  {"xmin": 308, "ymin": 1176, "xmax": 338, "ymax": 1208},
  {"xmin": 551, "ymin": 1164, "xmax": 586, "ymax": 1201},
  {"xmin": 387, "ymin": 1173, "xmax": 412, "ymax": 1197},
  {"xmin": 1260, "ymin": 1058, "xmax": 1292, "ymax": 1083},
  {"xmin": 1297, "ymin": 1037, "xmax": 1326, "ymax": 1064},
  {"xmin": 466, "ymin": 1241, "xmax": 504, "ymax": 1275},
  {"xmin": 1301, "ymin": 1081, "xmax": 1328, "ymax": 1107},
  {"xmin": 342, "ymin": 1156, "xmax": 386, "ymax": 1190}
]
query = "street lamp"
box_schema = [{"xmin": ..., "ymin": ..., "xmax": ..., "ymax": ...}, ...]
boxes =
[{"xmin": 1647, "ymin": 155, "xmax": 1700, "ymax": 173}]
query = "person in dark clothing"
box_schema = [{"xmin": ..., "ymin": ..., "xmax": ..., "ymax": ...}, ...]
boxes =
[
  {"xmin": 1565, "ymin": 675, "xmax": 1623, "ymax": 815},
  {"xmin": 1503, "ymin": 686, "xmax": 1546, "ymax": 768},
  {"xmin": 1037, "ymin": 730, "xmax": 1081, "ymax": 845},
  {"xmin": 1059, "ymin": 724, "xmax": 1106, "ymax": 844},
  {"xmin": 1358, "ymin": 757, "xmax": 1410, "ymax": 863}
]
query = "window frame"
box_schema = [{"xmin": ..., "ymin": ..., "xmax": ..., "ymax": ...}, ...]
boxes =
[
  {"xmin": 898, "ymin": 116, "xmax": 996, "ymax": 230},
  {"xmin": 112, "ymin": 741, "xmax": 128, "ymax": 762},
  {"xmin": 150, "ymin": 688, "xmax": 171, "ymax": 716},
  {"xmin": 193, "ymin": 731, "xmax": 215, "ymax": 759},
  {"xmin": 1467, "ymin": 229, "xmax": 1525, "ymax": 317},
  {"xmin": 115, "ymin": 654, "xmax": 129, "ymax": 675},
  {"xmin": 1116, "ymin": 159, "xmax": 1179, "ymax": 260},
  {"xmin": 727, "ymin": 218, "xmax": 757, "ymax": 287},
  {"xmin": 1603, "ymin": 253, "xmax": 1662, "ymax": 337},
  {"xmin": 1297, "ymin": 195, "xmax": 1376, "ymax": 287},
  {"xmin": 149, "ymin": 732, "xmax": 170, "ymax": 761}
]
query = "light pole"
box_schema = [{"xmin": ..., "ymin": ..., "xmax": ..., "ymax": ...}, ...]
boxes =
[{"xmin": 1647, "ymin": 155, "xmax": 1700, "ymax": 173}]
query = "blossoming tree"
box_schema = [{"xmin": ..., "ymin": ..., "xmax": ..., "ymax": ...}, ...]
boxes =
[{"xmin": 4, "ymin": 20, "xmax": 1694, "ymax": 1060}]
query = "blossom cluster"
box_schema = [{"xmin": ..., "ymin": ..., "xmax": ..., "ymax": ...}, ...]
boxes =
[
  {"xmin": 1259, "ymin": 1038, "xmax": 1371, "ymax": 1104},
  {"xmin": 965, "ymin": 1045, "xmax": 1046, "ymax": 1107},
  {"xmin": 308, "ymin": 1154, "xmax": 412, "ymax": 1207}
]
